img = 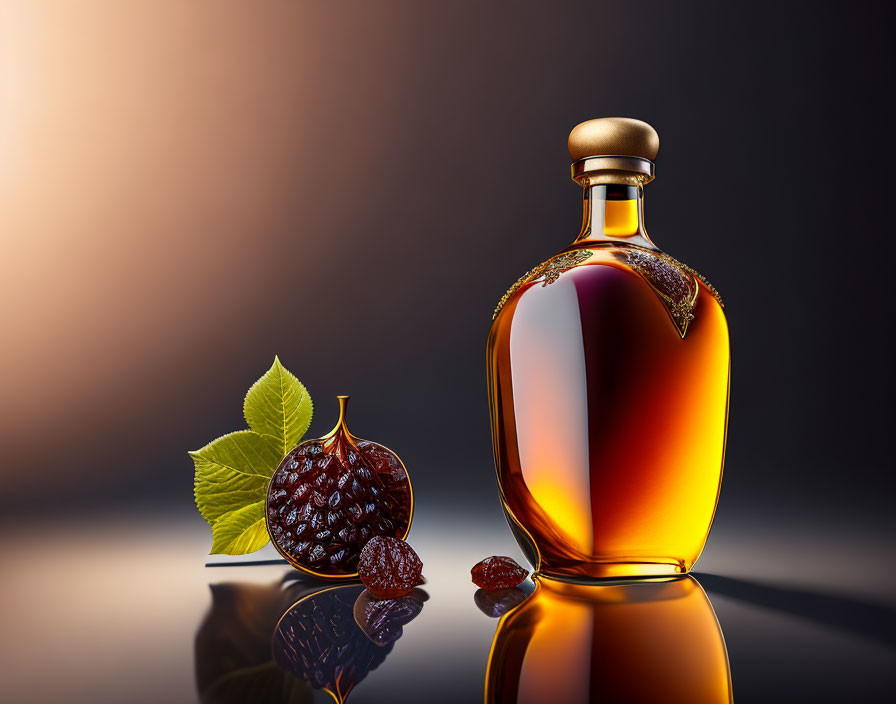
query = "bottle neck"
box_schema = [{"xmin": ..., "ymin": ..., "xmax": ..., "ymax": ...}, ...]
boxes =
[{"xmin": 575, "ymin": 184, "xmax": 656, "ymax": 249}]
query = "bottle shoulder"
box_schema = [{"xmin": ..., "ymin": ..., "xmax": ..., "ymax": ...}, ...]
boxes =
[{"xmin": 491, "ymin": 243, "xmax": 725, "ymax": 339}]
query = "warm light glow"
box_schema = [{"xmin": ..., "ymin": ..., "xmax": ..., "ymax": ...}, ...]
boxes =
[{"xmin": 0, "ymin": 2, "xmax": 414, "ymax": 491}]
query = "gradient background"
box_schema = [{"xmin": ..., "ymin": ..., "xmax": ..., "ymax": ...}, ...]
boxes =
[{"xmin": 1, "ymin": 2, "xmax": 894, "ymax": 702}]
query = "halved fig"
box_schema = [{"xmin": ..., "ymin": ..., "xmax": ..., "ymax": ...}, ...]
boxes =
[{"xmin": 266, "ymin": 396, "xmax": 413, "ymax": 577}]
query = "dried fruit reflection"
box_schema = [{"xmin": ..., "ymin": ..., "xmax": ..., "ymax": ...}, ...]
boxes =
[
  {"xmin": 485, "ymin": 575, "xmax": 732, "ymax": 704},
  {"xmin": 353, "ymin": 587, "xmax": 428, "ymax": 645},
  {"xmin": 273, "ymin": 583, "xmax": 426, "ymax": 703},
  {"xmin": 474, "ymin": 586, "xmax": 531, "ymax": 619}
]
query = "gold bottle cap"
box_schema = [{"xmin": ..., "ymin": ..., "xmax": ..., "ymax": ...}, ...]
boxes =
[{"xmin": 568, "ymin": 117, "xmax": 659, "ymax": 186}]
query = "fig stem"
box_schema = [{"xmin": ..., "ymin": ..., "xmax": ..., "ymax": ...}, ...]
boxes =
[{"xmin": 334, "ymin": 395, "xmax": 350, "ymax": 434}]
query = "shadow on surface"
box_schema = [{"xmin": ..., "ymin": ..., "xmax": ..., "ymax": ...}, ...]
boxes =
[
  {"xmin": 697, "ymin": 573, "xmax": 896, "ymax": 650},
  {"xmin": 205, "ymin": 558, "xmax": 289, "ymax": 567}
]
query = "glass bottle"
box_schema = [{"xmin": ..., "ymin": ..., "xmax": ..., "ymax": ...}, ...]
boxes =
[
  {"xmin": 485, "ymin": 576, "xmax": 733, "ymax": 703},
  {"xmin": 486, "ymin": 118, "xmax": 730, "ymax": 581}
]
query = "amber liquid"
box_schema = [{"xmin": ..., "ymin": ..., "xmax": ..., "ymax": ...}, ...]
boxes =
[
  {"xmin": 485, "ymin": 576, "xmax": 732, "ymax": 703},
  {"xmin": 487, "ymin": 242, "xmax": 729, "ymax": 580}
]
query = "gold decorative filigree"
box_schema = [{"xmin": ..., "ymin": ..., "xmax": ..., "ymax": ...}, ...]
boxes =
[
  {"xmin": 493, "ymin": 250, "xmax": 593, "ymax": 319},
  {"xmin": 623, "ymin": 248, "xmax": 724, "ymax": 338},
  {"xmin": 678, "ymin": 262, "xmax": 724, "ymax": 308}
]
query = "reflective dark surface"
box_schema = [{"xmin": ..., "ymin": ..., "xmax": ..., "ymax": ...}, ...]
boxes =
[{"xmin": 1, "ymin": 513, "xmax": 894, "ymax": 703}]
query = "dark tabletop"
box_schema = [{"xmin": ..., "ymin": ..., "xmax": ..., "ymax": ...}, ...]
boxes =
[{"xmin": 2, "ymin": 505, "xmax": 893, "ymax": 704}]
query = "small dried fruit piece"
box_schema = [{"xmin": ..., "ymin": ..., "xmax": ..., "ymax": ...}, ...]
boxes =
[
  {"xmin": 357, "ymin": 536, "xmax": 423, "ymax": 598},
  {"xmin": 267, "ymin": 396, "xmax": 413, "ymax": 576},
  {"xmin": 471, "ymin": 556, "xmax": 529, "ymax": 589}
]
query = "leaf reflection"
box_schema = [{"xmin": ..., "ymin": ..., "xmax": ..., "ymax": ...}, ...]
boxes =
[{"xmin": 194, "ymin": 574, "xmax": 315, "ymax": 704}]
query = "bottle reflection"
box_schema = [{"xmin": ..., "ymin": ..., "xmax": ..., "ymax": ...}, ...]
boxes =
[{"xmin": 485, "ymin": 576, "xmax": 732, "ymax": 704}]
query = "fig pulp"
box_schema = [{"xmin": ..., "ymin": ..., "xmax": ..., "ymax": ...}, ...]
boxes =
[
  {"xmin": 357, "ymin": 536, "xmax": 423, "ymax": 599},
  {"xmin": 266, "ymin": 396, "xmax": 413, "ymax": 577},
  {"xmin": 471, "ymin": 556, "xmax": 529, "ymax": 589}
]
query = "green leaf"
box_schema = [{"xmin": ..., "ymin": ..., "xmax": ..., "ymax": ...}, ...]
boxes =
[
  {"xmin": 209, "ymin": 501, "xmax": 270, "ymax": 555},
  {"xmin": 191, "ymin": 430, "xmax": 280, "ymax": 529},
  {"xmin": 191, "ymin": 358, "xmax": 313, "ymax": 555},
  {"xmin": 244, "ymin": 356, "xmax": 313, "ymax": 457}
]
